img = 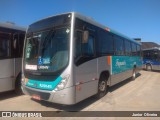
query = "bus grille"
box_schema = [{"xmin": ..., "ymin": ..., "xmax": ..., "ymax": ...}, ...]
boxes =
[{"xmin": 25, "ymin": 87, "xmax": 50, "ymax": 100}]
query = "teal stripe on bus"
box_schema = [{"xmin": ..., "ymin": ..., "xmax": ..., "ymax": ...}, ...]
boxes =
[
  {"xmin": 26, "ymin": 76, "xmax": 62, "ymax": 91},
  {"xmin": 112, "ymin": 56, "xmax": 142, "ymax": 74}
]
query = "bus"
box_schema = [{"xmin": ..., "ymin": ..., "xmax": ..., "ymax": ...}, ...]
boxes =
[
  {"xmin": 0, "ymin": 22, "xmax": 26, "ymax": 94},
  {"xmin": 143, "ymin": 47, "xmax": 160, "ymax": 71},
  {"xmin": 21, "ymin": 12, "xmax": 142, "ymax": 105}
]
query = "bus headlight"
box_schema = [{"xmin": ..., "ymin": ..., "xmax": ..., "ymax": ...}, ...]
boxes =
[{"xmin": 55, "ymin": 75, "xmax": 70, "ymax": 91}]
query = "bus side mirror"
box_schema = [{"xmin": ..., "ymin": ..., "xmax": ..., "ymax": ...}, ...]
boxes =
[{"xmin": 82, "ymin": 31, "xmax": 89, "ymax": 43}]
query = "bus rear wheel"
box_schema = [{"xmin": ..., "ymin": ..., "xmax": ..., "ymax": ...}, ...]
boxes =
[
  {"xmin": 96, "ymin": 75, "xmax": 108, "ymax": 99},
  {"xmin": 146, "ymin": 64, "xmax": 152, "ymax": 71}
]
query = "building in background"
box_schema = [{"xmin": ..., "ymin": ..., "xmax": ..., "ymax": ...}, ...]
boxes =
[{"xmin": 141, "ymin": 42, "xmax": 160, "ymax": 49}]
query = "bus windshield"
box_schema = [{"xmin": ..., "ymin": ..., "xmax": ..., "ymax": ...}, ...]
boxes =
[{"xmin": 24, "ymin": 27, "xmax": 70, "ymax": 73}]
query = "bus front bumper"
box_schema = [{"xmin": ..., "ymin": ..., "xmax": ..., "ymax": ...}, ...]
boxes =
[{"xmin": 21, "ymin": 85, "xmax": 76, "ymax": 105}]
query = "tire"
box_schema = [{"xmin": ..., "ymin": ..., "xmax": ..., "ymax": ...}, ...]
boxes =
[
  {"xmin": 15, "ymin": 74, "xmax": 23, "ymax": 95},
  {"xmin": 96, "ymin": 75, "xmax": 108, "ymax": 99},
  {"xmin": 132, "ymin": 69, "xmax": 136, "ymax": 80},
  {"xmin": 146, "ymin": 64, "xmax": 152, "ymax": 71}
]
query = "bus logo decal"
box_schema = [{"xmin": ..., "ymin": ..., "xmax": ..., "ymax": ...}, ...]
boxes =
[{"xmin": 115, "ymin": 59, "xmax": 126, "ymax": 67}]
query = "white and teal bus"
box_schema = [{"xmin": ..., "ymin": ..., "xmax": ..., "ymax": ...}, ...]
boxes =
[
  {"xmin": 22, "ymin": 12, "xmax": 142, "ymax": 105},
  {"xmin": 0, "ymin": 22, "xmax": 25, "ymax": 94}
]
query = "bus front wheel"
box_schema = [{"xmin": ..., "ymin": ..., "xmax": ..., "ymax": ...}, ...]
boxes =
[{"xmin": 96, "ymin": 75, "xmax": 108, "ymax": 99}]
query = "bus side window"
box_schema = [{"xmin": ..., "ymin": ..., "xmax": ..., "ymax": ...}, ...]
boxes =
[
  {"xmin": 144, "ymin": 50, "xmax": 151, "ymax": 59},
  {"xmin": 158, "ymin": 51, "xmax": 160, "ymax": 62},
  {"xmin": 75, "ymin": 31, "xmax": 82, "ymax": 58},
  {"xmin": 131, "ymin": 43, "xmax": 137, "ymax": 56},
  {"xmin": 153, "ymin": 50, "xmax": 159, "ymax": 61},
  {"xmin": 125, "ymin": 40, "xmax": 132, "ymax": 56},
  {"xmin": 114, "ymin": 36, "xmax": 124, "ymax": 55},
  {"xmin": 137, "ymin": 45, "xmax": 141, "ymax": 56},
  {"xmin": 0, "ymin": 33, "xmax": 10, "ymax": 58},
  {"xmin": 19, "ymin": 33, "xmax": 25, "ymax": 57},
  {"xmin": 13, "ymin": 33, "xmax": 25, "ymax": 58},
  {"xmin": 82, "ymin": 34, "xmax": 94, "ymax": 56},
  {"xmin": 75, "ymin": 31, "xmax": 95, "ymax": 66},
  {"xmin": 98, "ymin": 30, "xmax": 114, "ymax": 55},
  {"xmin": 13, "ymin": 33, "xmax": 19, "ymax": 57}
]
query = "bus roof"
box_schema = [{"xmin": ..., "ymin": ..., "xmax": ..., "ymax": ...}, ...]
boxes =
[
  {"xmin": 143, "ymin": 47, "xmax": 160, "ymax": 51},
  {"xmin": 0, "ymin": 22, "xmax": 26, "ymax": 31},
  {"xmin": 29, "ymin": 12, "xmax": 141, "ymax": 45}
]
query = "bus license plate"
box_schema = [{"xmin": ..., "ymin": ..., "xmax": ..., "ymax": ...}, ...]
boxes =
[{"xmin": 32, "ymin": 94, "xmax": 41, "ymax": 100}]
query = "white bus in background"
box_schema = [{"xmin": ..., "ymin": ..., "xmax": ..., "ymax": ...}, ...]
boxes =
[
  {"xmin": 0, "ymin": 22, "xmax": 26, "ymax": 94},
  {"xmin": 143, "ymin": 47, "xmax": 160, "ymax": 71}
]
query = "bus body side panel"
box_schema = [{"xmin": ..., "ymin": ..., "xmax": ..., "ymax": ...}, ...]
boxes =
[
  {"xmin": 75, "ymin": 59, "xmax": 98, "ymax": 103},
  {"xmin": 110, "ymin": 56, "xmax": 142, "ymax": 86},
  {"xmin": 111, "ymin": 70, "xmax": 132, "ymax": 86},
  {"xmin": 51, "ymin": 86, "xmax": 76, "ymax": 105},
  {"xmin": 0, "ymin": 59, "xmax": 14, "ymax": 92},
  {"xmin": 152, "ymin": 65, "xmax": 160, "ymax": 70}
]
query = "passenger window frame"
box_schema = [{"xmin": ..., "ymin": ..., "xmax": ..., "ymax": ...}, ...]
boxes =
[{"xmin": 0, "ymin": 32, "xmax": 11, "ymax": 59}]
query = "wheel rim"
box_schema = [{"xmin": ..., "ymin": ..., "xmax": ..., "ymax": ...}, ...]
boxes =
[
  {"xmin": 147, "ymin": 65, "xmax": 151, "ymax": 71},
  {"xmin": 99, "ymin": 81, "xmax": 106, "ymax": 92},
  {"xmin": 133, "ymin": 71, "xmax": 135, "ymax": 78}
]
